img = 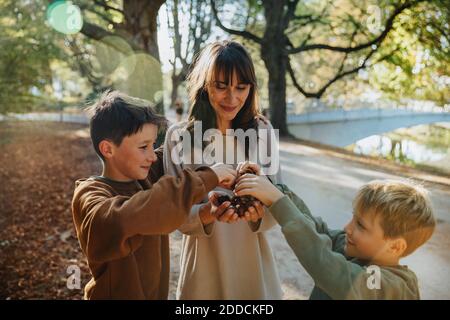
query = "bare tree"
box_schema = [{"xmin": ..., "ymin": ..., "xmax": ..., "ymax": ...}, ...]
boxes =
[{"xmin": 165, "ymin": 0, "xmax": 212, "ymax": 109}]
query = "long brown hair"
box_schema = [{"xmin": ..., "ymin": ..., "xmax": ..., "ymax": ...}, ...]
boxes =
[{"xmin": 186, "ymin": 41, "xmax": 260, "ymax": 139}]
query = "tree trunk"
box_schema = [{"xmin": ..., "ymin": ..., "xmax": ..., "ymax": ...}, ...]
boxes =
[
  {"xmin": 261, "ymin": 0, "xmax": 289, "ymax": 136},
  {"xmin": 119, "ymin": 0, "xmax": 165, "ymax": 114},
  {"xmin": 170, "ymin": 64, "xmax": 190, "ymax": 109},
  {"xmin": 261, "ymin": 48, "xmax": 288, "ymax": 136},
  {"xmin": 170, "ymin": 72, "xmax": 180, "ymax": 109},
  {"xmin": 122, "ymin": 0, "xmax": 164, "ymax": 61}
]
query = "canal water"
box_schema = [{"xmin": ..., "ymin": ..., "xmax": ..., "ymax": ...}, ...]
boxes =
[{"xmin": 347, "ymin": 123, "xmax": 450, "ymax": 174}]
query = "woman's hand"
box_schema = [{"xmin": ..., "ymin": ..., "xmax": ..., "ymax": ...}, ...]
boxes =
[
  {"xmin": 210, "ymin": 163, "xmax": 237, "ymax": 189},
  {"xmin": 201, "ymin": 192, "xmax": 239, "ymax": 224},
  {"xmin": 236, "ymin": 161, "xmax": 261, "ymax": 176},
  {"xmin": 234, "ymin": 174, "xmax": 284, "ymax": 207},
  {"xmin": 198, "ymin": 202, "xmax": 215, "ymax": 225}
]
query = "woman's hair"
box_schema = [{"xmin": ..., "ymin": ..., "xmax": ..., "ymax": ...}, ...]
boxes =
[{"xmin": 186, "ymin": 40, "xmax": 260, "ymax": 139}]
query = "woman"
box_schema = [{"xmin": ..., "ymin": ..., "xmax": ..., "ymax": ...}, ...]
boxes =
[{"xmin": 163, "ymin": 40, "xmax": 282, "ymax": 299}]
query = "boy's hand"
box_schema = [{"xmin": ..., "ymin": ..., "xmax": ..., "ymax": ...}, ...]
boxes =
[
  {"xmin": 234, "ymin": 174, "xmax": 284, "ymax": 207},
  {"xmin": 236, "ymin": 161, "xmax": 261, "ymax": 176},
  {"xmin": 210, "ymin": 163, "xmax": 237, "ymax": 189},
  {"xmin": 208, "ymin": 192, "xmax": 239, "ymax": 223}
]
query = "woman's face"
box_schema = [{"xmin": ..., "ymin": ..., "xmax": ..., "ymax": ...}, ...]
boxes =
[{"xmin": 207, "ymin": 71, "xmax": 251, "ymax": 123}]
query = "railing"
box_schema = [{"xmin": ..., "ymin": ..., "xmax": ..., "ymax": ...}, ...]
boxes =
[
  {"xmin": 290, "ymin": 99, "xmax": 449, "ymax": 115},
  {"xmin": 0, "ymin": 112, "xmax": 89, "ymax": 124},
  {"xmin": 288, "ymin": 106, "xmax": 450, "ymax": 124}
]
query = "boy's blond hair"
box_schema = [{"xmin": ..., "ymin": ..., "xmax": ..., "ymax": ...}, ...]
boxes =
[{"xmin": 353, "ymin": 179, "xmax": 435, "ymax": 256}]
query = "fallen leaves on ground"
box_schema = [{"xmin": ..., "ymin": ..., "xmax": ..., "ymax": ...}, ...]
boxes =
[{"xmin": 0, "ymin": 121, "xmax": 101, "ymax": 299}]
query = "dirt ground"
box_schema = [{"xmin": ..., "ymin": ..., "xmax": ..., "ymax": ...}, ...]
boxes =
[
  {"xmin": 0, "ymin": 121, "xmax": 98, "ymax": 299},
  {"xmin": 1, "ymin": 121, "xmax": 449, "ymax": 299}
]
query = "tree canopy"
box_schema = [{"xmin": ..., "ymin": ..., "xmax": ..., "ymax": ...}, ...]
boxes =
[{"xmin": 1, "ymin": 0, "xmax": 448, "ymax": 129}]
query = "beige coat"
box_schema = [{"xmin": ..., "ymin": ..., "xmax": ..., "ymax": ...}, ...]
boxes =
[{"xmin": 163, "ymin": 120, "xmax": 283, "ymax": 299}]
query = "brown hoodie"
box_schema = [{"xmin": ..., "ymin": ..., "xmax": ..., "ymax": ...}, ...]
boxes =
[{"xmin": 71, "ymin": 149, "xmax": 218, "ymax": 299}]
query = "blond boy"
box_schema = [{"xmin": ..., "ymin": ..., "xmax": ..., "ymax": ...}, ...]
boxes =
[{"xmin": 235, "ymin": 170, "xmax": 435, "ymax": 300}]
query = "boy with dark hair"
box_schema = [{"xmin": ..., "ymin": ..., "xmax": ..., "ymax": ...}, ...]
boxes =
[{"xmin": 72, "ymin": 91, "xmax": 236, "ymax": 299}]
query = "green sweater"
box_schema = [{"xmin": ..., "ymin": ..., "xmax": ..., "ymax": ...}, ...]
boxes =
[{"xmin": 269, "ymin": 184, "xmax": 420, "ymax": 300}]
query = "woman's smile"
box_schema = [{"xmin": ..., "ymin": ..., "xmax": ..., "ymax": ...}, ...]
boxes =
[{"xmin": 220, "ymin": 105, "xmax": 238, "ymax": 113}]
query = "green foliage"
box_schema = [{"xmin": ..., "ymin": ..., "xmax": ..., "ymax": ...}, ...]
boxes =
[
  {"xmin": 0, "ymin": 0, "xmax": 65, "ymax": 113},
  {"xmin": 1, "ymin": 0, "xmax": 448, "ymax": 115},
  {"xmin": 369, "ymin": 0, "xmax": 450, "ymax": 105},
  {"xmin": 224, "ymin": 0, "xmax": 449, "ymax": 106}
]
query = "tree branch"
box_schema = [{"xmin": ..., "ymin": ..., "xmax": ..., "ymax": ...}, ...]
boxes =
[
  {"xmin": 172, "ymin": 0, "xmax": 182, "ymax": 65},
  {"xmin": 287, "ymin": 57, "xmax": 317, "ymax": 98},
  {"xmin": 286, "ymin": 3, "xmax": 329, "ymax": 48},
  {"xmin": 93, "ymin": 0, "xmax": 124, "ymax": 15},
  {"xmin": 315, "ymin": 50, "xmax": 376, "ymax": 97},
  {"xmin": 288, "ymin": 46, "xmax": 398, "ymax": 98},
  {"xmin": 292, "ymin": 14, "xmax": 314, "ymax": 21},
  {"xmin": 82, "ymin": 6, "xmax": 118, "ymax": 27},
  {"xmin": 288, "ymin": 1, "xmax": 420, "ymax": 54},
  {"xmin": 67, "ymin": 37, "xmax": 103, "ymax": 89},
  {"xmin": 210, "ymin": 0, "xmax": 262, "ymax": 44},
  {"xmin": 80, "ymin": 22, "xmax": 140, "ymax": 54},
  {"xmin": 432, "ymin": 21, "xmax": 450, "ymax": 45},
  {"xmin": 283, "ymin": 0, "xmax": 300, "ymax": 30},
  {"xmin": 286, "ymin": 16, "xmax": 328, "ymax": 34}
]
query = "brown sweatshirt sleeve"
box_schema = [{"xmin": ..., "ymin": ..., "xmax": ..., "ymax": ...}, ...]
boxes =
[{"xmin": 72, "ymin": 167, "xmax": 218, "ymax": 264}]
